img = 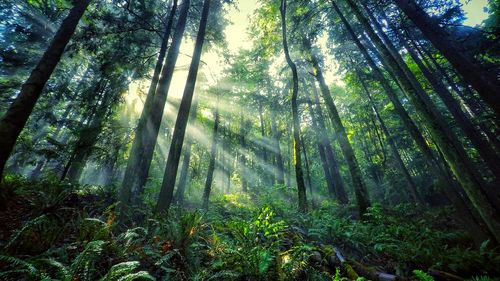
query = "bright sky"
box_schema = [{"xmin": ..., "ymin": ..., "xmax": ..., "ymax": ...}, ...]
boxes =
[{"xmin": 461, "ymin": 0, "xmax": 489, "ymax": 26}]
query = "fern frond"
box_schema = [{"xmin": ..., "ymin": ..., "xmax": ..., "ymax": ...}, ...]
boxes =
[
  {"xmin": 71, "ymin": 240, "xmax": 106, "ymax": 279},
  {"xmin": 36, "ymin": 258, "xmax": 71, "ymax": 281},
  {"xmin": 116, "ymin": 271, "xmax": 155, "ymax": 281},
  {"xmin": 100, "ymin": 261, "xmax": 140, "ymax": 281},
  {"xmin": 0, "ymin": 255, "xmax": 39, "ymax": 278}
]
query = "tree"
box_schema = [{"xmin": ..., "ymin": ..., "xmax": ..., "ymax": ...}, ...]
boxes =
[
  {"xmin": 280, "ymin": 0, "xmax": 307, "ymax": 212},
  {"xmin": 155, "ymin": 0, "xmax": 212, "ymax": 213},
  {"xmin": 119, "ymin": 0, "xmax": 190, "ymax": 208},
  {"xmin": 0, "ymin": 0, "xmax": 91, "ymax": 179}
]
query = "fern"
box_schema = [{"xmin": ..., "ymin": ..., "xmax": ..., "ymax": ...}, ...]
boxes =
[
  {"xmin": 71, "ymin": 240, "xmax": 107, "ymax": 280},
  {"xmin": 116, "ymin": 271, "xmax": 155, "ymax": 281},
  {"xmin": 100, "ymin": 261, "xmax": 141, "ymax": 281},
  {"xmin": 0, "ymin": 255, "xmax": 39, "ymax": 279},
  {"xmin": 413, "ymin": 270, "xmax": 434, "ymax": 281},
  {"xmin": 36, "ymin": 258, "xmax": 71, "ymax": 281}
]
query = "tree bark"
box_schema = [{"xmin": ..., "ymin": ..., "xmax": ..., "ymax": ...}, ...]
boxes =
[
  {"xmin": 270, "ymin": 103, "xmax": 285, "ymax": 185},
  {"xmin": 202, "ymin": 105, "xmax": 219, "ymax": 210},
  {"xmin": 305, "ymin": 39, "xmax": 369, "ymax": 215},
  {"xmin": 310, "ymin": 79, "xmax": 348, "ymax": 203},
  {"xmin": 120, "ymin": 0, "xmax": 188, "ymax": 208},
  {"xmin": 280, "ymin": 0, "xmax": 308, "ymax": 212},
  {"xmin": 358, "ymin": 72, "xmax": 423, "ymax": 204},
  {"xmin": 174, "ymin": 98, "xmax": 199, "ymax": 205},
  {"xmin": 155, "ymin": 0, "xmax": 211, "ymax": 213},
  {"xmin": 0, "ymin": 0, "xmax": 91, "ymax": 179}
]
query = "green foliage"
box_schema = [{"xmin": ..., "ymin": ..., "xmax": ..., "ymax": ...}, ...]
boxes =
[
  {"xmin": 2, "ymin": 177, "xmax": 500, "ymax": 280},
  {"xmin": 413, "ymin": 270, "xmax": 434, "ymax": 281}
]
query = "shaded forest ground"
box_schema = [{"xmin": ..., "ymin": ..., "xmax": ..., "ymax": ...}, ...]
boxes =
[{"xmin": 0, "ymin": 175, "xmax": 499, "ymax": 280}]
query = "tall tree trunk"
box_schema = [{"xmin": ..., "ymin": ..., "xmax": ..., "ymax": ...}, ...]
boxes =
[
  {"xmin": 155, "ymin": 0, "xmax": 211, "ymax": 213},
  {"xmin": 202, "ymin": 105, "xmax": 220, "ymax": 210},
  {"xmin": 0, "ymin": 0, "xmax": 91, "ymax": 179},
  {"xmin": 305, "ymin": 40, "xmax": 369, "ymax": 215},
  {"xmin": 120, "ymin": 0, "xmax": 188, "ymax": 208},
  {"xmin": 310, "ymin": 79, "xmax": 348, "ymax": 203},
  {"xmin": 392, "ymin": 0, "xmax": 500, "ymax": 116},
  {"xmin": 358, "ymin": 72, "xmax": 423, "ymax": 204},
  {"xmin": 270, "ymin": 105, "xmax": 285, "ymax": 185},
  {"xmin": 301, "ymin": 136, "xmax": 315, "ymax": 208},
  {"xmin": 280, "ymin": 0, "xmax": 307, "ymax": 212},
  {"xmin": 65, "ymin": 91, "xmax": 112, "ymax": 183},
  {"xmin": 344, "ymin": 0, "xmax": 500, "ymax": 242},
  {"xmin": 174, "ymin": 98, "xmax": 199, "ymax": 205},
  {"xmin": 416, "ymin": 41, "xmax": 500, "ymax": 151},
  {"xmin": 239, "ymin": 113, "xmax": 249, "ymax": 192},
  {"xmin": 331, "ymin": 2, "xmax": 492, "ymax": 243}
]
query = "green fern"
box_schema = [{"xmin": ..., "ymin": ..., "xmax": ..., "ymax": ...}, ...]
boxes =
[
  {"xmin": 0, "ymin": 255, "xmax": 39, "ymax": 279},
  {"xmin": 35, "ymin": 258, "xmax": 71, "ymax": 281},
  {"xmin": 413, "ymin": 270, "xmax": 434, "ymax": 281},
  {"xmin": 71, "ymin": 240, "xmax": 107, "ymax": 280},
  {"xmin": 116, "ymin": 271, "xmax": 155, "ymax": 281},
  {"xmin": 100, "ymin": 261, "xmax": 141, "ymax": 281}
]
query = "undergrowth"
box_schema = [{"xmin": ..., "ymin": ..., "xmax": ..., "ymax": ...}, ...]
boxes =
[{"xmin": 0, "ymin": 176, "xmax": 499, "ymax": 280}]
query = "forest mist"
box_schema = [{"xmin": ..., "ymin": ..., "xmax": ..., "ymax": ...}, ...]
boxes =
[{"xmin": 0, "ymin": 0, "xmax": 499, "ymax": 280}]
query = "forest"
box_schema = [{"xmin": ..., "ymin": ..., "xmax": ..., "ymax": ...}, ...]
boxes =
[{"xmin": 0, "ymin": 0, "xmax": 499, "ymax": 279}]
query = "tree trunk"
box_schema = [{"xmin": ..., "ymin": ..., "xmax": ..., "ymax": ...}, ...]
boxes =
[
  {"xmin": 301, "ymin": 136, "xmax": 315, "ymax": 208},
  {"xmin": 280, "ymin": 0, "xmax": 307, "ymax": 212},
  {"xmin": 0, "ymin": 0, "xmax": 91, "ymax": 179},
  {"xmin": 155, "ymin": 0, "xmax": 211, "ymax": 213},
  {"xmin": 305, "ymin": 39, "xmax": 369, "ymax": 215},
  {"xmin": 310, "ymin": 79, "xmax": 348, "ymax": 203},
  {"xmin": 65, "ymin": 91, "xmax": 112, "ymax": 183},
  {"xmin": 270, "ymin": 105, "xmax": 285, "ymax": 185},
  {"xmin": 392, "ymin": 0, "xmax": 500, "ymax": 116},
  {"xmin": 202, "ymin": 105, "xmax": 219, "ymax": 210},
  {"xmin": 120, "ymin": 0, "xmax": 187, "ymax": 208},
  {"xmin": 402, "ymin": 37, "xmax": 500, "ymax": 182},
  {"xmin": 174, "ymin": 98, "xmax": 199, "ymax": 205},
  {"xmin": 239, "ymin": 113, "xmax": 249, "ymax": 192},
  {"xmin": 358, "ymin": 73, "xmax": 423, "ymax": 204}
]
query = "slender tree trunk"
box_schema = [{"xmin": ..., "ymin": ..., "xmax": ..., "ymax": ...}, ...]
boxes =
[
  {"xmin": 305, "ymin": 40, "xmax": 369, "ymax": 215},
  {"xmin": 301, "ymin": 136, "xmax": 315, "ymax": 208},
  {"xmin": 155, "ymin": 0, "xmax": 211, "ymax": 213},
  {"xmin": 307, "ymin": 99, "xmax": 336, "ymax": 199},
  {"xmin": 202, "ymin": 105, "xmax": 219, "ymax": 210},
  {"xmin": 120, "ymin": 0, "xmax": 187, "ymax": 208},
  {"xmin": 65, "ymin": 94, "xmax": 112, "ymax": 183},
  {"xmin": 359, "ymin": 73, "xmax": 423, "ymax": 204},
  {"xmin": 310, "ymin": 79, "xmax": 348, "ymax": 203},
  {"xmin": 367, "ymin": 7, "xmax": 500, "ymax": 183},
  {"xmin": 392, "ymin": 0, "xmax": 500, "ymax": 116},
  {"xmin": 344, "ymin": 0, "xmax": 500, "ymax": 242},
  {"xmin": 270, "ymin": 106, "xmax": 285, "ymax": 185},
  {"xmin": 239, "ymin": 113, "xmax": 248, "ymax": 192},
  {"xmin": 0, "ymin": 0, "xmax": 91, "ymax": 179},
  {"xmin": 280, "ymin": 0, "xmax": 307, "ymax": 212},
  {"xmin": 174, "ymin": 98, "xmax": 199, "ymax": 205}
]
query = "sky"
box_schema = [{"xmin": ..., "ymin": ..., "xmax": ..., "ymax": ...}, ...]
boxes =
[{"xmin": 461, "ymin": 0, "xmax": 489, "ymax": 26}]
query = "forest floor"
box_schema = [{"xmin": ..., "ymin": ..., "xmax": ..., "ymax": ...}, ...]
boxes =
[{"xmin": 0, "ymin": 175, "xmax": 499, "ymax": 281}]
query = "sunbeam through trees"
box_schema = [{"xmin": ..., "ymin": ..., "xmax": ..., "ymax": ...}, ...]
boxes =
[{"xmin": 0, "ymin": 0, "xmax": 499, "ymax": 279}]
